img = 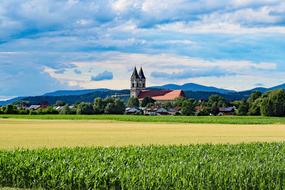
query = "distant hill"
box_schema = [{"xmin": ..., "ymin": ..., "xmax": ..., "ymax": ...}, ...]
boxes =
[
  {"xmin": 0, "ymin": 97, "xmax": 24, "ymax": 106},
  {"xmin": 151, "ymin": 83, "xmax": 235, "ymax": 94},
  {"xmin": 1, "ymin": 83, "xmax": 285, "ymax": 106},
  {"xmin": 268, "ymin": 83, "xmax": 285, "ymax": 91},
  {"xmin": 21, "ymin": 90, "xmax": 130, "ymax": 105},
  {"xmin": 43, "ymin": 88, "xmax": 110, "ymax": 96}
]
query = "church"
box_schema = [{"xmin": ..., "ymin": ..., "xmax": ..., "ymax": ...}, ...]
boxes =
[{"xmin": 130, "ymin": 67, "xmax": 185, "ymax": 102}]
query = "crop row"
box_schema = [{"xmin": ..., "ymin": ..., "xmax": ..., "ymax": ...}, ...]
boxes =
[{"xmin": 1, "ymin": 143, "xmax": 285, "ymax": 189}]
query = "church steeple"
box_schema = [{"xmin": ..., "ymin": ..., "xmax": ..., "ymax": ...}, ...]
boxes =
[
  {"xmin": 139, "ymin": 67, "xmax": 145, "ymax": 79},
  {"xmin": 130, "ymin": 67, "xmax": 146, "ymax": 98},
  {"xmin": 131, "ymin": 67, "xmax": 139, "ymax": 79}
]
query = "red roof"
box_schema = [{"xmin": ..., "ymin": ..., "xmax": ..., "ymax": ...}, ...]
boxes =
[{"xmin": 138, "ymin": 90, "xmax": 184, "ymax": 101}]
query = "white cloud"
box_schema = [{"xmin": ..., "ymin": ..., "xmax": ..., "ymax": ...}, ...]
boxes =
[{"xmin": 42, "ymin": 52, "xmax": 279, "ymax": 91}]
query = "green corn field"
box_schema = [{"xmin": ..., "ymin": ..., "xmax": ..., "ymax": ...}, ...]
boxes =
[{"xmin": 1, "ymin": 143, "xmax": 285, "ymax": 189}]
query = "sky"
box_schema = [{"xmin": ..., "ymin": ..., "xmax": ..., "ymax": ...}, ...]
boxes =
[{"xmin": 0, "ymin": 0, "xmax": 285, "ymax": 100}]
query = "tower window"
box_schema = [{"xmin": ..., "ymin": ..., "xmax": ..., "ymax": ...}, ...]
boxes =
[{"xmin": 132, "ymin": 83, "xmax": 134, "ymax": 88}]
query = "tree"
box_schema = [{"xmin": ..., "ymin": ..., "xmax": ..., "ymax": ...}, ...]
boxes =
[
  {"xmin": 236, "ymin": 100, "xmax": 249, "ymax": 116},
  {"xmin": 196, "ymin": 108, "xmax": 210, "ymax": 116},
  {"xmin": 162, "ymin": 102, "xmax": 173, "ymax": 109},
  {"xmin": 60, "ymin": 105, "xmax": 75, "ymax": 115},
  {"xmin": 247, "ymin": 91, "xmax": 262, "ymax": 116},
  {"xmin": 208, "ymin": 95, "xmax": 226, "ymax": 107},
  {"xmin": 247, "ymin": 91, "xmax": 262, "ymax": 105},
  {"xmin": 114, "ymin": 99, "xmax": 126, "ymax": 114},
  {"xmin": 181, "ymin": 99, "xmax": 195, "ymax": 116},
  {"xmin": 260, "ymin": 89, "xmax": 285, "ymax": 116},
  {"xmin": 76, "ymin": 103, "xmax": 94, "ymax": 115},
  {"xmin": 93, "ymin": 98, "xmax": 106, "ymax": 114},
  {"xmin": 174, "ymin": 97, "xmax": 187, "ymax": 107},
  {"xmin": 3, "ymin": 105, "xmax": 18, "ymax": 114},
  {"xmin": 127, "ymin": 97, "xmax": 140, "ymax": 108},
  {"xmin": 248, "ymin": 98, "xmax": 262, "ymax": 116},
  {"xmin": 141, "ymin": 97, "xmax": 155, "ymax": 107},
  {"xmin": 210, "ymin": 102, "xmax": 220, "ymax": 116},
  {"xmin": 104, "ymin": 99, "xmax": 126, "ymax": 114},
  {"xmin": 37, "ymin": 106, "xmax": 59, "ymax": 115}
]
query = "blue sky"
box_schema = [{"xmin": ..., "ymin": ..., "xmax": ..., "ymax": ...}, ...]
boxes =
[{"xmin": 0, "ymin": 0, "xmax": 285, "ymax": 99}]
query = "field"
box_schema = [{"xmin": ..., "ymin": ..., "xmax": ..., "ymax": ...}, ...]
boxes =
[
  {"xmin": 1, "ymin": 119, "xmax": 285, "ymax": 149},
  {"xmin": 1, "ymin": 143, "xmax": 285, "ymax": 189},
  {"xmin": 1, "ymin": 114, "xmax": 285, "ymax": 124},
  {"xmin": 1, "ymin": 117, "xmax": 285, "ymax": 189}
]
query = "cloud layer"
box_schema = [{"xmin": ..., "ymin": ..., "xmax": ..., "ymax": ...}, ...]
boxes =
[
  {"xmin": 0, "ymin": 0, "xmax": 285, "ymax": 98},
  {"xmin": 91, "ymin": 71, "xmax": 113, "ymax": 81}
]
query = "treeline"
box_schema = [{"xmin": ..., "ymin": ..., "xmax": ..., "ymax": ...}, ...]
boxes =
[
  {"xmin": 0, "ymin": 97, "xmax": 126, "ymax": 115},
  {"xmin": 1, "ymin": 89, "xmax": 285, "ymax": 117},
  {"xmin": 234, "ymin": 89, "xmax": 285, "ymax": 116}
]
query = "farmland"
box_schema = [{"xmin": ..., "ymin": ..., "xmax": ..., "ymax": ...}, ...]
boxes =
[
  {"xmin": 1, "ymin": 119, "xmax": 285, "ymax": 149},
  {"xmin": 1, "ymin": 143, "xmax": 285, "ymax": 189},
  {"xmin": 1, "ymin": 114, "xmax": 285, "ymax": 124},
  {"xmin": 1, "ymin": 119, "xmax": 285, "ymax": 189}
]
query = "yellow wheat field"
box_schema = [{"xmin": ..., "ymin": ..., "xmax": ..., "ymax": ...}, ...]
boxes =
[{"xmin": 1, "ymin": 119, "xmax": 285, "ymax": 149}]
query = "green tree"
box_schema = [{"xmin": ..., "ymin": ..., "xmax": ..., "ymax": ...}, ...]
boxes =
[
  {"xmin": 162, "ymin": 102, "xmax": 173, "ymax": 109},
  {"xmin": 196, "ymin": 108, "xmax": 210, "ymax": 116},
  {"xmin": 247, "ymin": 91, "xmax": 262, "ymax": 104},
  {"xmin": 173, "ymin": 97, "xmax": 187, "ymax": 107},
  {"xmin": 248, "ymin": 98, "xmax": 262, "ymax": 116},
  {"xmin": 247, "ymin": 91, "xmax": 262, "ymax": 116},
  {"xmin": 93, "ymin": 98, "xmax": 106, "ymax": 114},
  {"xmin": 3, "ymin": 105, "xmax": 18, "ymax": 114},
  {"xmin": 181, "ymin": 99, "xmax": 195, "ymax": 116},
  {"xmin": 104, "ymin": 99, "xmax": 126, "ymax": 114},
  {"xmin": 236, "ymin": 100, "xmax": 249, "ymax": 116},
  {"xmin": 114, "ymin": 99, "xmax": 126, "ymax": 114},
  {"xmin": 127, "ymin": 97, "xmax": 140, "ymax": 108},
  {"xmin": 76, "ymin": 103, "xmax": 94, "ymax": 115},
  {"xmin": 60, "ymin": 105, "xmax": 76, "ymax": 115},
  {"xmin": 141, "ymin": 97, "xmax": 155, "ymax": 107},
  {"xmin": 210, "ymin": 102, "xmax": 220, "ymax": 116},
  {"xmin": 208, "ymin": 95, "xmax": 226, "ymax": 107},
  {"xmin": 260, "ymin": 89, "xmax": 285, "ymax": 116}
]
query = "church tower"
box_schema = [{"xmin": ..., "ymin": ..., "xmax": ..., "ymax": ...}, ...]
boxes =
[{"xmin": 130, "ymin": 67, "xmax": 146, "ymax": 98}]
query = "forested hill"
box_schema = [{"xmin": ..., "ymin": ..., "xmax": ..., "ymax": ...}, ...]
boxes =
[
  {"xmin": 20, "ymin": 90, "xmax": 130, "ymax": 105},
  {"xmin": 1, "ymin": 82, "xmax": 285, "ymax": 106},
  {"xmin": 15, "ymin": 90, "xmax": 248, "ymax": 106}
]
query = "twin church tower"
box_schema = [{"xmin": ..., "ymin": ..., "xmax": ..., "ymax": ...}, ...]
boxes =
[
  {"xmin": 130, "ymin": 67, "xmax": 185, "ymax": 102},
  {"xmin": 130, "ymin": 67, "xmax": 146, "ymax": 98}
]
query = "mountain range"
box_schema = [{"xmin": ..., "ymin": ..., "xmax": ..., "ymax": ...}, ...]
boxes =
[{"xmin": 1, "ymin": 83, "xmax": 285, "ymax": 106}]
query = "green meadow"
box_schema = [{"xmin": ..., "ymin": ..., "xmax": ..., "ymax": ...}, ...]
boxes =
[{"xmin": 1, "ymin": 114, "xmax": 285, "ymax": 124}]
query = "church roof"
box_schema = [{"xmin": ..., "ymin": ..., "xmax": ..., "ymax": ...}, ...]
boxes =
[
  {"xmin": 131, "ymin": 67, "xmax": 139, "ymax": 79},
  {"xmin": 138, "ymin": 90, "xmax": 184, "ymax": 101},
  {"xmin": 139, "ymin": 67, "xmax": 146, "ymax": 79}
]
